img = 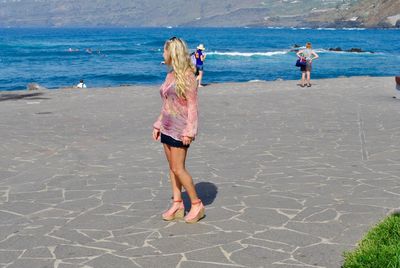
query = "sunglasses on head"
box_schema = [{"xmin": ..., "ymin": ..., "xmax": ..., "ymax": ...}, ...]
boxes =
[{"xmin": 169, "ymin": 36, "xmax": 181, "ymax": 42}]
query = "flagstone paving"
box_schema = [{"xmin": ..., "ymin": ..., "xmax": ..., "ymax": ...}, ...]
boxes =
[{"xmin": 0, "ymin": 76, "xmax": 399, "ymax": 267}]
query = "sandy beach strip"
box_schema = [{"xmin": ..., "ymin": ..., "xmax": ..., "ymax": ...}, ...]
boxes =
[{"xmin": 0, "ymin": 76, "xmax": 399, "ymax": 267}]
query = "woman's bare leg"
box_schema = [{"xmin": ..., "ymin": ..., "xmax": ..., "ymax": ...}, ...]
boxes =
[
  {"xmin": 301, "ymin": 72, "xmax": 306, "ymax": 86},
  {"xmin": 168, "ymin": 146, "xmax": 199, "ymax": 202},
  {"xmin": 197, "ymin": 70, "xmax": 204, "ymax": 87},
  {"xmin": 163, "ymin": 144, "xmax": 182, "ymax": 200},
  {"xmin": 169, "ymin": 146, "xmax": 204, "ymax": 222}
]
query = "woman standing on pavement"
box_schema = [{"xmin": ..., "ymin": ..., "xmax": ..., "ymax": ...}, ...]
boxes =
[
  {"xmin": 195, "ymin": 44, "xmax": 206, "ymax": 87},
  {"xmin": 297, "ymin": 42, "xmax": 319, "ymax": 87},
  {"xmin": 152, "ymin": 37, "xmax": 205, "ymax": 223}
]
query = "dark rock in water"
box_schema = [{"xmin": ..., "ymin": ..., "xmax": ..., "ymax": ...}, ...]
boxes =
[
  {"xmin": 346, "ymin": 48, "xmax": 374, "ymax": 53},
  {"xmin": 328, "ymin": 47, "xmax": 374, "ymax": 53},
  {"xmin": 290, "ymin": 44, "xmax": 302, "ymax": 52},
  {"xmin": 347, "ymin": 48, "xmax": 363, "ymax": 53},
  {"xmin": 395, "ymin": 20, "xmax": 400, "ymax": 28}
]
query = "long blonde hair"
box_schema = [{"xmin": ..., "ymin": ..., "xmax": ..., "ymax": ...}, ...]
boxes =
[{"xmin": 164, "ymin": 37, "xmax": 196, "ymax": 98}]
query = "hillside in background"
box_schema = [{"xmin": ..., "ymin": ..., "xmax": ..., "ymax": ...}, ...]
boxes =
[
  {"xmin": 306, "ymin": 0, "xmax": 400, "ymax": 28},
  {"xmin": 0, "ymin": 0, "xmax": 399, "ymax": 28}
]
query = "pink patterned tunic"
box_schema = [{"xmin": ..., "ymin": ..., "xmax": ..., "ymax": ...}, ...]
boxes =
[{"xmin": 153, "ymin": 72, "xmax": 198, "ymax": 141}]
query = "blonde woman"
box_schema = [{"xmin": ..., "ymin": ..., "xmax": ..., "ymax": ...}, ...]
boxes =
[
  {"xmin": 296, "ymin": 42, "xmax": 319, "ymax": 87},
  {"xmin": 153, "ymin": 37, "xmax": 205, "ymax": 223}
]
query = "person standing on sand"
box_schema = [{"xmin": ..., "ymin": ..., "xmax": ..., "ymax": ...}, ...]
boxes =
[
  {"xmin": 297, "ymin": 42, "xmax": 319, "ymax": 87},
  {"xmin": 195, "ymin": 44, "xmax": 206, "ymax": 87},
  {"xmin": 152, "ymin": 37, "xmax": 205, "ymax": 224}
]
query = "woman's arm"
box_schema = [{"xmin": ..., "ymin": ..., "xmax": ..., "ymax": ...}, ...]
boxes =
[
  {"xmin": 296, "ymin": 50, "xmax": 303, "ymax": 58},
  {"xmin": 181, "ymin": 75, "xmax": 198, "ymax": 142},
  {"xmin": 153, "ymin": 114, "xmax": 162, "ymax": 130},
  {"xmin": 152, "ymin": 114, "xmax": 162, "ymax": 140},
  {"xmin": 152, "ymin": 127, "xmax": 160, "ymax": 141},
  {"xmin": 312, "ymin": 51, "xmax": 319, "ymax": 60}
]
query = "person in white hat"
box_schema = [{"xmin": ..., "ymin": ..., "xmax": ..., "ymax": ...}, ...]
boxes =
[{"xmin": 195, "ymin": 44, "xmax": 206, "ymax": 87}]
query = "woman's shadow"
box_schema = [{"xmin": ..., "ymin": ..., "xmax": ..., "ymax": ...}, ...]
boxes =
[{"xmin": 182, "ymin": 181, "xmax": 218, "ymax": 210}]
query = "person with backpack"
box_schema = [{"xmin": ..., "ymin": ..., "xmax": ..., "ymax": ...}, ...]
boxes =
[
  {"xmin": 195, "ymin": 44, "xmax": 206, "ymax": 87},
  {"xmin": 190, "ymin": 52, "xmax": 198, "ymax": 76},
  {"xmin": 296, "ymin": 42, "xmax": 319, "ymax": 87}
]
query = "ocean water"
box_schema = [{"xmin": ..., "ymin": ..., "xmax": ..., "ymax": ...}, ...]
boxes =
[{"xmin": 0, "ymin": 27, "xmax": 399, "ymax": 91}]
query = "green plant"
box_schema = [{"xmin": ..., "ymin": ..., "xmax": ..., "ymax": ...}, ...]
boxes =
[{"xmin": 342, "ymin": 214, "xmax": 400, "ymax": 268}]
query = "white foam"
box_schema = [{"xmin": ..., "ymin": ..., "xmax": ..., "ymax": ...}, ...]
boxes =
[
  {"xmin": 248, "ymin": 79, "xmax": 266, "ymax": 83},
  {"xmin": 342, "ymin": 28, "xmax": 366, "ymax": 30},
  {"xmin": 208, "ymin": 51, "xmax": 288, "ymax": 57},
  {"xmin": 316, "ymin": 27, "xmax": 366, "ymax": 31}
]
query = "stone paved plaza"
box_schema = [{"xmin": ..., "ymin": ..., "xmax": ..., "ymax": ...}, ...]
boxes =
[{"xmin": 0, "ymin": 76, "xmax": 399, "ymax": 268}]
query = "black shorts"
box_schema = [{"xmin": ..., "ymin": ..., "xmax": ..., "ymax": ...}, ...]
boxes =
[
  {"xmin": 301, "ymin": 62, "xmax": 312, "ymax": 72},
  {"xmin": 161, "ymin": 133, "xmax": 189, "ymax": 148}
]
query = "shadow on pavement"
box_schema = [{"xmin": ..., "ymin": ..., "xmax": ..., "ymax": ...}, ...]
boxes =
[
  {"xmin": 182, "ymin": 181, "xmax": 218, "ymax": 209},
  {"xmin": 0, "ymin": 92, "xmax": 50, "ymax": 102}
]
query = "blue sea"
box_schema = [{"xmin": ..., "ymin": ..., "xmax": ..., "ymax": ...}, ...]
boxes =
[{"xmin": 0, "ymin": 27, "xmax": 399, "ymax": 91}]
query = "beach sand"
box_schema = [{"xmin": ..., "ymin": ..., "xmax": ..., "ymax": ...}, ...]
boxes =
[{"xmin": 0, "ymin": 76, "xmax": 399, "ymax": 267}]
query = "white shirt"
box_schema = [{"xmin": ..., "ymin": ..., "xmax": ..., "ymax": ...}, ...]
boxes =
[{"xmin": 76, "ymin": 82, "xmax": 87, "ymax": 88}]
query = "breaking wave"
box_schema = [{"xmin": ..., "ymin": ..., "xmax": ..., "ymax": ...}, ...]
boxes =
[{"xmin": 208, "ymin": 51, "xmax": 288, "ymax": 57}]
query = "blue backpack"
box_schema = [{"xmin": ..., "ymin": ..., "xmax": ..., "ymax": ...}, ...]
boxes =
[{"xmin": 190, "ymin": 52, "xmax": 197, "ymax": 66}]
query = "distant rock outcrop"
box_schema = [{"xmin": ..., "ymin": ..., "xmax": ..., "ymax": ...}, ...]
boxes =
[
  {"xmin": 306, "ymin": 0, "xmax": 400, "ymax": 29},
  {"xmin": 329, "ymin": 47, "xmax": 343, "ymax": 52},
  {"xmin": 0, "ymin": 0, "xmax": 399, "ymax": 28},
  {"xmin": 328, "ymin": 47, "xmax": 374, "ymax": 53}
]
